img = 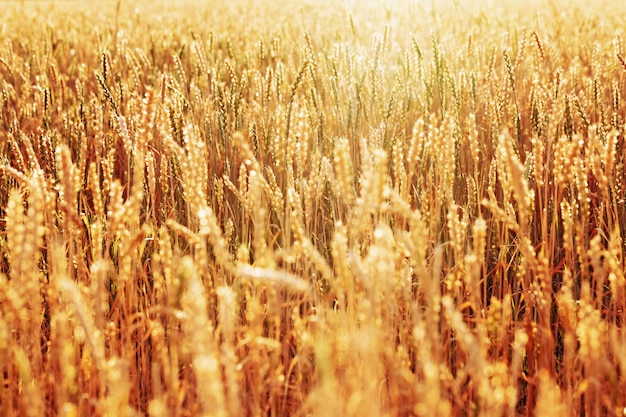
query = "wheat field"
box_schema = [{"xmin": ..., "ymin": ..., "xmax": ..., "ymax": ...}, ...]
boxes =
[{"xmin": 1, "ymin": 0, "xmax": 626, "ymax": 415}]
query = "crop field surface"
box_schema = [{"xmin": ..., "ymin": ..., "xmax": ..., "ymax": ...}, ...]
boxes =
[{"xmin": 1, "ymin": 0, "xmax": 626, "ymax": 415}]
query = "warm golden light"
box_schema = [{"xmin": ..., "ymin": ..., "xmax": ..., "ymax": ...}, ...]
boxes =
[{"xmin": 0, "ymin": 0, "xmax": 625, "ymax": 415}]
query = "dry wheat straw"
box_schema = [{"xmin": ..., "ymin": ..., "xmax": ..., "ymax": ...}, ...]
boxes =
[{"xmin": 2, "ymin": 1, "xmax": 626, "ymax": 415}]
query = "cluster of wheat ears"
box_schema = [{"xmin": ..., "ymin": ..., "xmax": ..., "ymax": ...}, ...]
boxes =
[{"xmin": 1, "ymin": 0, "xmax": 626, "ymax": 415}]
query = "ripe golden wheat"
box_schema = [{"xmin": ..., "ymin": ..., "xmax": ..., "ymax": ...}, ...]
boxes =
[{"xmin": 1, "ymin": 0, "xmax": 626, "ymax": 416}]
